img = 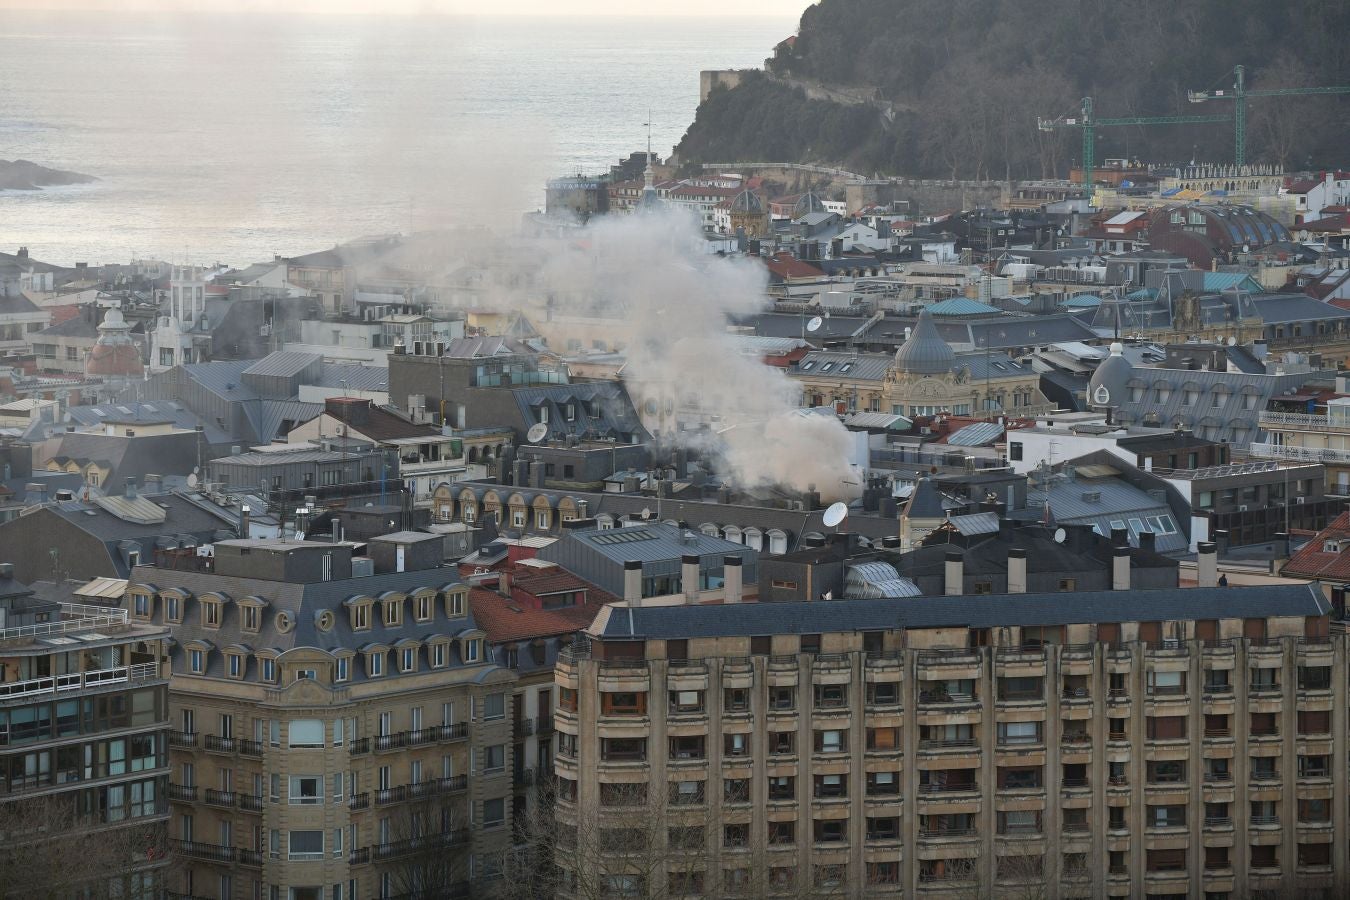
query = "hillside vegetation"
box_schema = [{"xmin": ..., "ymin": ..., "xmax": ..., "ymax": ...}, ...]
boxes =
[{"xmin": 676, "ymin": 0, "xmax": 1350, "ymax": 178}]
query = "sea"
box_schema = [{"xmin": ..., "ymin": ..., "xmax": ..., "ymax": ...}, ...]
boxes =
[{"xmin": 0, "ymin": 11, "xmax": 793, "ymax": 267}]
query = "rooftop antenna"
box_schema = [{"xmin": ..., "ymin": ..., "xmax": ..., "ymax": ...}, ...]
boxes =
[{"xmin": 822, "ymin": 501, "xmax": 848, "ymax": 531}]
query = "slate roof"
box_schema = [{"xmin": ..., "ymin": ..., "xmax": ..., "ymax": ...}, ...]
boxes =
[
  {"xmin": 1252, "ymin": 294, "xmax": 1350, "ymax": 325},
  {"xmin": 50, "ymin": 431, "xmax": 200, "ymax": 486},
  {"xmin": 794, "ymin": 352, "xmax": 892, "ymax": 381},
  {"xmin": 510, "ymin": 381, "xmax": 647, "ymax": 443},
  {"xmin": 129, "ymin": 563, "xmax": 489, "ymax": 681},
  {"xmin": 592, "ymin": 583, "xmax": 1327, "ymax": 638},
  {"xmin": 553, "ymin": 522, "xmax": 749, "ymax": 565},
  {"xmin": 1011, "ymin": 471, "xmax": 1187, "ymax": 554},
  {"xmin": 35, "ymin": 315, "xmax": 97, "ymax": 338}
]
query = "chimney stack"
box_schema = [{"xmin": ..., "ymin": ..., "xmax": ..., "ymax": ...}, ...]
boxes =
[
  {"xmin": 1007, "ymin": 548, "xmax": 1027, "ymax": 594},
  {"xmin": 1110, "ymin": 526, "xmax": 1128, "ymax": 546},
  {"xmin": 1138, "ymin": 530, "xmax": 1157, "ymax": 555},
  {"xmin": 723, "ymin": 556, "xmax": 743, "ymax": 604},
  {"xmin": 682, "ymin": 554, "xmax": 701, "ymax": 602},
  {"xmin": 623, "ymin": 560, "xmax": 642, "ymax": 604},
  {"xmin": 1197, "ymin": 541, "xmax": 1218, "ymax": 588},
  {"xmin": 124, "ymin": 477, "xmax": 137, "ymax": 500},
  {"xmin": 1112, "ymin": 546, "xmax": 1131, "ymax": 591},
  {"xmin": 239, "ymin": 504, "xmax": 251, "ymax": 539},
  {"xmin": 945, "ymin": 550, "xmax": 964, "ymax": 596}
]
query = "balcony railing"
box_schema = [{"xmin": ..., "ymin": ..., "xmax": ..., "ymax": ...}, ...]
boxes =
[
  {"xmin": 513, "ymin": 717, "xmax": 535, "ymax": 738},
  {"xmin": 239, "ymin": 794, "xmax": 263, "ymax": 812},
  {"xmin": 204, "ymin": 734, "xmax": 237, "ymax": 754},
  {"xmin": 238, "ymin": 738, "xmax": 263, "ymax": 757},
  {"xmin": 0, "ymin": 602, "xmax": 131, "ymax": 642},
  {"xmin": 239, "ymin": 849, "xmax": 263, "ymax": 867},
  {"xmin": 0, "ymin": 661, "xmax": 160, "ymax": 703},
  {"xmin": 371, "ymin": 829, "xmax": 469, "ymax": 861},
  {"xmin": 919, "ymin": 781, "xmax": 979, "ymax": 794},
  {"xmin": 514, "ymin": 767, "xmax": 535, "ymax": 787},
  {"xmin": 170, "ymin": 839, "xmax": 236, "ymax": 864},
  {"xmin": 168, "ymin": 730, "xmax": 197, "ymax": 750},
  {"xmin": 204, "ymin": 788, "xmax": 236, "ymax": 808},
  {"xmin": 349, "ymin": 793, "xmax": 370, "ymax": 810},
  {"xmin": 168, "ymin": 783, "xmax": 197, "ymax": 803},
  {"xmin": 366, "ymin": 722, "xmax": 470, "ymax": 754}
]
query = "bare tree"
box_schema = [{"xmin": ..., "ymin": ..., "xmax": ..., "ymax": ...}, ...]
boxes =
[
  {"xmin": 376, "ymin": 789, "xmax": 472, "ymax": 899},
  {"xmin": 0, "ymin": 794, "xmax": 167, "ymax": 899},
  {"xmin": 995, "ymin": 849, "xmax": 1049, "ymax": 900},
  {"xmin": 1248, "ymin": 52, "xmax": 1322, "ymax": 169},
  {"xmin": 503, "ymin": 779, "xmax": 849, "ymax": 900}
]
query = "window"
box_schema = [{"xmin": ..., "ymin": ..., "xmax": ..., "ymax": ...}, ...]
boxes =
[
  {"xmin": 723, "ymin": 733, "xmax": 748, "ymax": 756},
  {"xmin": 260, "ymin": 658, "xmax": 276, "ymax": 683},
  {"xmin": 288, "ymin": 830, "xmax": 323, "ymax": 861},
  {"xmin": 228, "ymin": 654, "xmax": 243, "ymax": 678},
  {"xmin": 670, "ymin": 690, "xmax": 704, "ymax": 714},
  {"xmin": 814, "ymin": 774, "xmax": 847, "ymax": 798},
  {"xmin": 334, "ymin": 657, "xmax": 348, "ymax": 682},
  {"xmin": 814, "ymin": 730, "xmax": 846, "ymax": 753},
  {"xmin": 768, "ymin": 821, "xmax": 795, "ymax": 845},
  {"xmin": 867, "ymin": 771, "xmax": 899, "ymax": 795},
  {"xmin": 367, "ymin": 652, "xmax": 384, "ymax": 677},
  {"xmin": 668, "ymin": 781, "xmax": 704, "ymax": 806},
  {"xmin": 189, "ymin": 648, "xmax": 204, "ymax": 674},
  {"xmin": 483, "ymin": 797, "xmax": 505, "ymax": 827},
  {"xmin": 242, "ymin": 606, "xmax": 259, "ymax": 632},
  {"xmin": 769, "ymin": 686, "xmax": 795, "ymax": 710},
  {"xmin": 1009, "ymin": 441, "xmax": 1023, "ymax": 461},
  {"xmin": 446, "ymin": 591, "xmax": 466, "ymax": 617},
  {"xmin": 723, "ymin": 778, "xmax": 749, "ymax": 803},
  {"xmin": 400, "ymin": 647, "xmax": 416, "ymax": 673},
  {"xmin": 482, "ymin": 745, "xmax": 505, "ymax": 774},
  {"xmin": 289, "ymin": 720, "xmax": 324, "ymax": 749},
  {"xmin": 813, "ymin": 820, "xmax": 846, "ymax": 844},
  {"xmin": 464, "ymin": 640, "xmax": 480, "ymax": 663},
  {"xmin": 289, "ymin": 776, "xmax": 322, "ymax": 805},
  {"xmin": 723, "ymin": 688, "xmax": 749, "ymax": 711}
]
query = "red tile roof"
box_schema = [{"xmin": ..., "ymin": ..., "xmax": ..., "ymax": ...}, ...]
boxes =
[
  {"xmin": 1282, "ymin": 510, "xmax": 1350, "ymax": 579},
  {"xmin": 469, "ymin": 587, "xmax": 605, "ymax": 644},
  {"xmin": 764, "ymin": 252, "xmax": 824, "ymax": 281}
]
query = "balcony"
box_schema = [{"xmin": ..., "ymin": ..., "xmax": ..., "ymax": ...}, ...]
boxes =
[
  {"xmin": 1250, "ymin": 815, "xmax": 1280, "ymax": 829},
  {"xmin": 168, "ymin": 783, "xmax": 197, "ymax": 803},
  {"xmin": 371, "ymin": 829, "xmax": 469, "ymax": 862},
  {"xmin": 1204, "ymin": 816, "xmax": 1234, "ymax": 829},
  {"xmin": 170, "ymin": 839, "xmax": 236, "ymax": 864},
  {"xmin": 349, "ymin": 792, "xmax": 371, "ymax": 810},
  {"xmin": 919, "ymin": 825, "xmax": 976, "ymax": 839},
  {"xmin": 918, "ymin": 689, "xmax": 978, "ymax": 708},
  {"xmin": 204, "ymin": 788, "xmax": 237, "ymax": 808},
  {"xmin": 239, "ymin": 794, "xmax": 263, "ymax": 812},
  {"xmin": 238, "ymin": 849, "xmax": 263, "ymax": 868},
  {"xmin": 917, "ymin": 648, "xmax": 981, "ymax": 667},
  {"xmin": 919, "ymin": 738, "xmax": 978, "ymax": 752},
  {"xmin": 361, "ymin": 722, "xmax": 470, "ymax": 755},
  {"xmin": 919, "ymin": 781, "xmax": 979, "ymax": 796},
  {"xmin": 238, "ymin": 738, "xmax": 263, "ymax": 757},
  {"xmin": 168, "ymin": 730, "xmax": 197, "ymax": 750},
  {"xmin": 514, "ymin": 767, "xmax": 535, "ymax": 788},
  {"xmin": 203, "ymin": 734, "xmax": 238, "ymax": 754},
  {"xmin": 349, "ymin": 847, "xmax": 370, "ymax": 866},
  {"xmin": 513, "ymin": 717, "xmax": 535, "ymax": 739}
]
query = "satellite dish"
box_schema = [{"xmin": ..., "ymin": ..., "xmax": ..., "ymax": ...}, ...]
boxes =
[
  {"xmin": 186, "ymin": 473, "xmax": 198, "ymax": 488},
  {"xmin": 822, "ymin": 501, "xmax": 848, "ymax": 529},
  {"xmin": 1242, "ymin": 244, "xmax": 1250, "ymax": 253},
  {"xmin": 526, "ymin": 423, "xmax": 548, "ymax": 444},
  {"xmin": 806, "ymin": 316, "xmax": 824, "ymax": 333},
  {"xmin": 1226, "ymin": 336, "xmax": 1237, "ymax": 346},
  {"xmin": 1054, "ymin": 527, "xmax": 1067, "ymax": 544}
]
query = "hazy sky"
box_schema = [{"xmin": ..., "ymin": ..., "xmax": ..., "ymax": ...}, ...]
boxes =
[{"xmin": 4, "ymin": 0, "xmax": 812, "ymax": 15}]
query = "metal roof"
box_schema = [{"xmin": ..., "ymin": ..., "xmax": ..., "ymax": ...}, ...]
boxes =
[
  {"xmin": 241, "ymin": 352, "xmax": 322, "ymax": 378},
  {"xmin": 945, "ymin": 421, "xmax": 1005, "ymax": 446},
  {"xmin": 927, "ymin": 298, "xmax": 1002, "ymax": 317},
  {"xmin": 844, "ymin": 562, "xmax": 922, "ymax": 599},
  {"xmin": 945, "ymin": 511, "xmax": 1000, "ymax": 536},
  {"xmin": 795, "ymin": 352, "xmax": 893, "ymax": 381}
]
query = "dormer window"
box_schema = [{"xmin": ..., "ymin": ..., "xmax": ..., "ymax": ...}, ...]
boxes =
[
  {"xmin": 130, "ymin": 590, "xmax": 153, "ymax": 620},
  {"xmin": 431, "ymin": 642, "xmax": 448, "ymax": 669},
  {"xmin": 227, "ymin": 653, "xmax": 243, "ymax": 679},
  {"xmin": 538, "ymin": 405, "xmax": 549, "ymax": 425},
  {"xmin": 243, "ymin": 607, "xmax": 257, "ymax": 630},
  {"xmin": 445, "ymin": 589, "xmax": 467, "ymax": 619},
  {"xmin": 200, "ymin": 593, "xmax": 227, "ymax": 629},
  {"xmin": 190, "ymin": 649, "xmax": 204, "ymax": 673},
  {"xmin": 344, "ymin": 597, "xmax": 374, "ymax": 631},
  {"xmin": 398, "ymin": 644, "xmax": 418, "ymax": 673},
  {"xmin": 163, "ymin": 591, "xmax": 187, "ymax": 624},
  {"xmin": 381, "ymin": 596, "xmax": 402, "ymax": 627},
  {"xmin": 414, "ymin": 593, "xmax": 433, "ymax": 623},
  {"xmin": 1325, "ymin": 540, "xmax": 1341, "ymax": 554},
  {"xmin": 368, "ymin": 652, "xmax": 384, "ymax": 677},
  {"xmin": 334, "ymin": 656, "xmax": 350, "ymax": 683},
  {"xmin": 260, "ymin": 657, "xmax": 277, "ymax": 683}
]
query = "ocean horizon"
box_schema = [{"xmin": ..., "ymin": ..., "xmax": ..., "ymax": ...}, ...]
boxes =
[{"xmin": 0, "ymin": 10, "xmax": 793, "ymax": 266}]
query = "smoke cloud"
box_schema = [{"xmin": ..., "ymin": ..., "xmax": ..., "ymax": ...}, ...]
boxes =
[{"xmin": 420, "ymin": 204, "xmax": 863, "ymax": 502}]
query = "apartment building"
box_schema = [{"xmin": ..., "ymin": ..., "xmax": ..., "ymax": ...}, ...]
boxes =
[
  {"xmin": 125, "ymin": 534, "xmax": 517, "ymax": 900},
  {"xmin": 555, "ymin": 581, "xmax": 1340, "ymax": 900},
  {"xmin": 1254, "ymin": 395, "xmax": 1350, "ymax": 498},
  {"xmin": 0, "ymin": 563, "xmax": 171, "ymax": 897}
]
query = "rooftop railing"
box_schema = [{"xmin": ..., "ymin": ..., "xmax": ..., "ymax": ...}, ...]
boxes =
[
  {"xmin": 0, "ymin": 661, "xmax": 159, "ymax": 702},
  {"xmin": 0, "ymin": 602, "xmax": 130, "ymax": 642}
]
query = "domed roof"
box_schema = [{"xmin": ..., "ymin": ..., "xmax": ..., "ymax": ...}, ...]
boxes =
[
  {"xmin": 792, "ymin": 191, "xmax": 826, "ymax": 219},
  {"xmin": 85, "ymin": 307, "xmax": 143, "ymax": 378},
  {"xmin": 731, "ymin": 189, "xmax": 764, "ymax": 214},
  {"xmin": 893, "ymin": 308, "xmax": 955, "ymax": 376},
  {"xmin": 1087, "ymin": 342, "xmax": 1133, "ymax": 409}
]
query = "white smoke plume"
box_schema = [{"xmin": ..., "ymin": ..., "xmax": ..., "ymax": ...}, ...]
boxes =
[{"xmin": 470, "ymin": 205, "xmax": 863, "ymax": 502}]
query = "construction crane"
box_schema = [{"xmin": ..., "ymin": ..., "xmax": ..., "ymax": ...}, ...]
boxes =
[
  {"xmin": 1188, "ymin": 64, "xmax": 1350, "ymax": 167},
  {"xmin": 1037, "ymin": 96, "xmax": 1230, "ymax": 192}
]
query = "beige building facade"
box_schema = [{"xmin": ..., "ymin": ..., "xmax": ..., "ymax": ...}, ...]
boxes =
[
  {"xmin": 556, "ymin": 583, "xmax": 1341, "ymax": 899},
  {"xmin": 125, "ymin": 537, "xmax": 517, "ymax": 900}
]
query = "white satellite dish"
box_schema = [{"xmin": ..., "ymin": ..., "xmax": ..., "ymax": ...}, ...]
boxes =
[
  {"xmin": 1054, "ymin": 527, "xmax": 1067, "ymax": 544},
  {"xmin": 1226, "ymin": 336, "xmax": 1237, "ymax": 346},
  {"xmin": 822, "ymin": 501, "xmax": 848, "ymax": 529},
  {"xmin": 186, "ymin": 473, "xmax": 198, "ymax": 488},
  {"xmin": 526, "ymin": 423, "xmax": 548, "ymax": 444},
  {"xmin": 806, "ymin": 316, "xmax": 824, "ymax": 333}
]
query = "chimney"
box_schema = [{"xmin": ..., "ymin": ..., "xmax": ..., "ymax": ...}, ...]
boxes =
[
  {"xmin": 682, "ymin": 554, "xmax": 700, "ymax": 602},
  {"xmin": 1197, "ymin": 541, "xmax": 1218, "ymax": 588},
  {"xmin": 124, "ymin": 477, "xmax": 137, "ymax": 500},
  {"xmin": 239, "ymin": 504, "xmax": 251, "ymax": 539},
  {"xmin": 332, "ymin": 516, "xmax": 343, "ymax": 544},
  {"xmin": 623, "ymin": 560, "xmax": 642, "ymax": 603},
  {"xmin": 577, "ymin": 499, "xmax": 589, "ymax": 518},
  {"xmin": 1112, "ymin": 546, "xmax": 1131, "ymax": 591},
  {"xmin": 497, "ymin": 569, "xmax": 512, "ymax": 598},
  {"xmin": 1213, "ymin": 529, "xmax": 1229, "ymax": 557},
  {"xmin": 513, "ymin": 459, "xmax": 529, "ymax": 487},
  {"xmin": 1007, "ymin": 548, "xmax": 1027, "ymax": 594},
  {"xmin": 1138, "ymin": 530, "xmax": 1157, "ymax": 555},
  {"xmin": 0, "ymin": 562, "xmax": 13, "ymax": 578},
  {"xmin": 944, "ymin": 550, "xmax": 964, "ymax": 596},
  {"xmin": 1110, "ymin": 526, "xmax": 1128, "ymax": 546},
  {"xmin": 723, "ymin": 555, "xmax": 743, "ymax": 604},
  {"xmin": 144, "ymin": 473, "xmax": 162, "ymax": 493}
]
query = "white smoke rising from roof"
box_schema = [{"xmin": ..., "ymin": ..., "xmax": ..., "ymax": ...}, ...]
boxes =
[{"xmin": 492, "ymin": 206, "xmax": 861, "ymax": 502}]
